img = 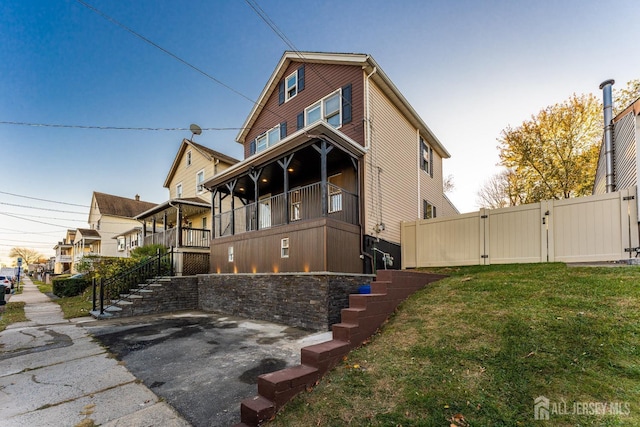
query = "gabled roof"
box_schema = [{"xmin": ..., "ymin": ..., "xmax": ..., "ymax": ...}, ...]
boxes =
[
  {"xmin": 92, "ymin": 192, "xmax": 157, "ymax": 219},
  {"xmin": 236, "ymin": 51, "xmax": 450, "ymax": 158},
  {"xmin": 163, "ymin": 139, "xmax": 240, "ymax": 188},
  {"xmin": 613, "ymin": 97, "xmax": 640, "ymax": 124},
  {"xmin": 76, "ymin": 228, "xmax": 101, "ymax": 238}
]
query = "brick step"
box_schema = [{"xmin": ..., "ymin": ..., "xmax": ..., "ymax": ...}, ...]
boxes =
[
  {"xmin": 300, "ymin": 339, "xmax": 350, "ymax": 375},
  {"xmin": 240, "ymin": 395, "xmax": 275, "ymax": 425},
  {"xmin": 258, "ymin": 364, "xmax": 319, "ymax": 407}
]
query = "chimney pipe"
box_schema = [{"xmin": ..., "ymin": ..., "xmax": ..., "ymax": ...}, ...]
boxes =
[
  {"xmin": 135, "ymin": 194, "xmax": 140, "ymax": 201},
  {"xmin": 599, "ymin": 79, "xmax": 615, "ymax": 193}
]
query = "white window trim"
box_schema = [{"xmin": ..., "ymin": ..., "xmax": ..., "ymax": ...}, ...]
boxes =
[
  {"xmin": 255, "ymin": 125, "xmax": 281, "ymax": 154},
  {"xmin": 281, "ymin": 237, "xmax": 290, "ymax": 258},
  {"xmin": 196, "ymin": 169, "xmax": 205, "ymax": 194},
  {"xmin": 285, "ymin": 71, "xmax": 298, "ymax": 102},
  {"xmin": 176, "ymin": 182, "xmax": 183, "ymax": 199},
  {"xmin": 305, "ymin": 89, "xmax": 342, "ymax": 129}
]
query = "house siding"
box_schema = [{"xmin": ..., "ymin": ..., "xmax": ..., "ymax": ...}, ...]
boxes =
[
  {"xmin": 243, "ymin": 62, "xmax": 365, "ymax": 157},
  {"xmin": 168, "ymin": 148, "xmax": 215, "ymax": 201},
  {"xmin": 365, "ymin": 81, "xmax": 444, "ymax": 244},
  {"xmin": 613, "ymin": 112, "xmax": 637, "ymax": 191}
]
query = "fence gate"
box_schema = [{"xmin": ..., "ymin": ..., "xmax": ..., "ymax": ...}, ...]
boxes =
[{"xmin": 402, "ymin": 187, "xmax": 639, "ymax": 268}]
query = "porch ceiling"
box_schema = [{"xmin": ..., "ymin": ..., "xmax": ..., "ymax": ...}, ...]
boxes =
[
  {"xmin": 204, "ymin": 121, "xmax": 366, "ymax": 197},
  {"xmin": 136, "ymin": 198, "xmax": 210, "ymax": 223}
]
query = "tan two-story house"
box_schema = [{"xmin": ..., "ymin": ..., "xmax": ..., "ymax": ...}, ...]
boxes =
[{"xmin": 204, "ymin": 51, "xmax": 457, "ymax": 274}]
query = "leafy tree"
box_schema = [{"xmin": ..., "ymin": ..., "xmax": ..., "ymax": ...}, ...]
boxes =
[
  {"xmin": 9, "ymin": 247, "xmax": 42, "ymax": 265},
  {"xmin": 497, "ymin": 93, "xmax": 601, "ymax": 202},
  {"xmin": 614, "ymin": 79, "xmax": 640, "ymax": 115}
]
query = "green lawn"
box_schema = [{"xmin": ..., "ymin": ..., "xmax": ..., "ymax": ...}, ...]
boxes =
[
  {"xmin": 33, "ymin": 280, "xmax": 93, "ymax": 319},
  {"xmin": 0, "ymin": 301, "xmax": 28, "ymax": 332},
  {"xmin": 270, "ymin": 263, "xmax": 640, "ymax": 427}
]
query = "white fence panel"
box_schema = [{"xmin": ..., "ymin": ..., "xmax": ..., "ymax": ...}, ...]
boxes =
[
  {"xmin": 488, "ymin": 202, "xmax": 545, "ymax": 264},
  {"xmin": 401, "ymin": 187, "xmax": 639, "ymax": 267}
]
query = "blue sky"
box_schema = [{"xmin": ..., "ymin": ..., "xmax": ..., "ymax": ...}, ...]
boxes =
[{"xmin": 1, "ymin": 0, "xmax": 639, "ymax": 265}]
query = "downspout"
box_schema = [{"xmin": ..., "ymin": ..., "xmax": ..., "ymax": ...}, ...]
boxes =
[
  {"xmin": 600, "ymin": 79, "xmax": 615, "ymax": 193},
  {"xmin": 361, "ymin": 65, "xmax": 377, "ymax": 273},
  {"xmin": 417, "ymin": 128, "xmax": 421, "ymax": 218}
]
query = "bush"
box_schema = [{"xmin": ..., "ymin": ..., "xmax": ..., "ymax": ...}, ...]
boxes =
[{"xmin": 52, "ymin": 276, "xmax": 91, "ymax": 298}]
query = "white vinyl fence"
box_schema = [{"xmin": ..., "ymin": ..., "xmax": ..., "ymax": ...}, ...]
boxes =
[{"xmin": 402, "ymin": 187, "xmax": 639, "ymax": 268}]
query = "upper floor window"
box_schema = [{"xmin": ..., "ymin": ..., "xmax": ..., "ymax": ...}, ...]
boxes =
[
  {"xmin": 420, "ymin": 137, "xmax": 434, "ymax": 177},
  {"xmin": 252, "ymin": 123, "xmax": 287, "ymax": 155},
  {"xmin": 196, "ymin": 170, "xmax": 205, "ymax": 193},
  {"xmin": 423, "ymin": 200, "xmax": 436, "ymax": 219},
  {"xmin": 279, "ymin": 65, "xmax": 305, "ymax": 105},
  {"xmin": 176, "ymin": 183, "xmax": 183, "ymax": 198},
  {"xmin": 186, "ymin": 150, "xmax": 192, "ymax": 167},
  {"xmin": 306, "ymin": 90, "xmax": 342, "ymax": 129}
]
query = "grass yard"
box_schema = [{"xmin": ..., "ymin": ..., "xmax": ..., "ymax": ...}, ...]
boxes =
[
  {"xmin": 270, "ymin": 263, "xmax": 640, "ymax": 427},
  {"xmin": 0, "ymin": 301, "xmax": 28, "ymax": 332},
  {"xmin": 32, "ymin": 279, "xmax": 93, "ymax": 319}
]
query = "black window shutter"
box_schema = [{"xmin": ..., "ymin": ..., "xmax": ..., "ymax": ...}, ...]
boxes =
[
  {"xmin": 278, "ymin": 81, "xmax": 285, "ymax": 105},
  {"xmin": 429, "ymin": 147, "xmax": 434, "ymax": 178},
  {"xmin": 296, "ymin": 112, "xmax": 304, "ymax": 130},
  {"xmin": 433, "ymin": 206, "xmax": 437, "ymax": 218},
  {"xmin": 249, "ymin": 140, "xmax": 256, "ymax": 155},
  {"xmin": 419, "ymin": 137, "xmax": 425, "ymax": 171},
  {"xmin": 342, "ymin": 83, "xmax": 352, "ymax": 124},
  {"xmin": 280, "ymin": 121, "xmax": 287, "ymax": 139},
  {"xmin": 298, "ymin": 65, "xmax": 305, "ymax": 92}
]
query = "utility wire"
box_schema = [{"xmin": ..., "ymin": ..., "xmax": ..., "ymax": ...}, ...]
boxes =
[
  {"xmin": 243, "ymin": 0, "xmax": 354, "ymax": 111},
  {"xmin": 75, "ymin": 0, "xmax": 289, "ymax": 125},
  {"xmin": 0, "ymin": 190, "xmax": 90, "ymax": 207},
  {"xmin": 0, "ymin": 212, "xmax": 75, "ymax": 229},
  {"xmin": 0, "ymin": 212, "xmax": 83, "ymax": 222},
  {"xmin": 0, "ymin": 202, "xmax": 86, "ymax": 214},
  {"xmin": 0, "ymin": 121, "xmax": 247, "ymax": 132}
]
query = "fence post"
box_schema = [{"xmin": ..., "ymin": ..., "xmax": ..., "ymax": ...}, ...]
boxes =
[
  {"xmin": 156, "ymin": 247, "xmax": 161, "ymax": 277},
  {"xmin": 99, "ymin": 277, "xmax": 105, "ymax": 315},
  {"xmin": 92, "ymin": 278, "xmax": 96, "ymax": 311}
]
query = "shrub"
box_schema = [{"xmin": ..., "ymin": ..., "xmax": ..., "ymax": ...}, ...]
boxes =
[{"xmin": 52, "ymin": 276, "xmax": 91, "ymax": 298}]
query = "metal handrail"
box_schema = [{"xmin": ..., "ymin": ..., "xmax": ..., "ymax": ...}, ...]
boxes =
[{"xmin": 92, "ymin": 248, "xmax": 174, "ymax": 315}]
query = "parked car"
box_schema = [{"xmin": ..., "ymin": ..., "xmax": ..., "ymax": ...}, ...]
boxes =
[{"xmin": 0, "ymin": 275, "xmax": 12, "ymax": 293}]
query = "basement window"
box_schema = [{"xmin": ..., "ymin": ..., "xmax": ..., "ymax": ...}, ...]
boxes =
[{"xmin": 281, "ymin": 238, "xmax": 289, "ymax": 258}]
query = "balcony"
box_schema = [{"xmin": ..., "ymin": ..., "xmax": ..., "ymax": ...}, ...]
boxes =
[
  {"xmin": 143, "ymin": 227, "xmax": 211, "ymax": 248},
  {"xmin": 214, "ymin": 182, "xmax": 357, "ymax": 238},
  {"xmin": 55, "ymin": 255, "xmax": 72, "ymax": 263}
]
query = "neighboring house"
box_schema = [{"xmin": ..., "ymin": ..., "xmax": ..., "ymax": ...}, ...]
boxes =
[
  {"xmin": 69, "ymin": 192, "xmax": 157, "ymax": 271},
  {"xmin": 113, "ymin": 227, "xmax": 142, "ymax": 258},
  {"xmin": 203, "ymin": 51, "xmax": 457, "ymax": 274},
  {"xmin": 53, "ymin": 229, "xmax": 76, "ymax": 274},
  {"xmin": 135, "ymin": 139, "xmax": 239, "ymax": 271},
  {"xmin": 593, "ymin": 82, "xmax": 640, "ymax": 213}
]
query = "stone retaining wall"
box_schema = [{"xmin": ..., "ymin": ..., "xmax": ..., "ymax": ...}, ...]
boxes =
[{"xmin": 197, "ymin": 273, "xmax": 374, "ymax": 331}]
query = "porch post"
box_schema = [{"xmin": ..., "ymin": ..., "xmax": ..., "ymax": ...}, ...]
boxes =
[
  {"xmin": 211, "ymin": 189, "xmax": 217, "ymax": 240},
  {"xmin": 142, "ymin": 222, "xmax": 147, "ymax": 242},
  {"xmin": 177, "ymin": 206, "xmax": 182, "ymax": 247},
  {"xmin": 313, "ymin": 139, "xmax": 333, "ymax": 217},
  {"xmin": 249, "ymin": 169, "xmax": 262, "ymax": 230},
  {"xmin": 226, "ymin": 180, "xmax": 237, "ymax": 235},
  {"xmin": 278, "ymin": 155, "xmax": 294, "ymax": 224}
]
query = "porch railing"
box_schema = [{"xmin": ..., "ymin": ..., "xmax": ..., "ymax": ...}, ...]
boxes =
[
  {"xmin": 214, "ymin": 182, "xmax": 358, "ymax": 238},
  {"xmin": 92, "ymin": 249, "xmax": 174, "ymax": 316},
  {"xmin": 143, "ymin": 227, "xmax": 210, "ymax": 248}
]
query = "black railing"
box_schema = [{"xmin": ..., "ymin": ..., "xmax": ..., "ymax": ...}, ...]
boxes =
[{"xmin": 92, "ymin": 249, "xmax": 174, "ymax": 315}]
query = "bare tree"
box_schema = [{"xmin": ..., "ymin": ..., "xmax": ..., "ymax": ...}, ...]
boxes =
[
  {"xmin": 9, "ymin": 247, "xmax": 43, "ymax": 265},
  {"xmin": 443, "ymin": 174, "xmax": 455, "ymax": 194}
]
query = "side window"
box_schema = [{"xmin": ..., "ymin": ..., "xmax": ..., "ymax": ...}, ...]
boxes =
[
  {"xmin": 423, "ymin": 200, "xmax": 436, "ymax": 219},
  {"xmin": 186, "ymin": 150, "xmax": 192, "ymax": 167},
  {"xmin": 196, "ymin": 170, "xmax": 205, "ymax": 193},
  {"xmin": 176, "ymin": 183, "xmax": 183, "ymax": 198}
]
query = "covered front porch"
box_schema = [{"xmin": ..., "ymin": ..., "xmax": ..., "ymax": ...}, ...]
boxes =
[
  {"xmin": 204, "ymin": 121, "xmax": 367, "ymax": 274},
  {"xmin": 136, "ymin": 199, "xmax": 211, "ymax": 249}
]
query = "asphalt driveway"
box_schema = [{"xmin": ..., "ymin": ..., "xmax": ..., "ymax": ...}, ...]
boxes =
[{"xmin": 84, "ymin": 311, "xmax": 330, "ymax": 427}]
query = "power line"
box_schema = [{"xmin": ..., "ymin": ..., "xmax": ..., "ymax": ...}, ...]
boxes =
[
  {"xmin": 74, "ymin": 0, "xmax": 288, "ymax": 125},
  {"xmin": 0, "ymin": 212, "xmax": 73, "ymax": 229},
  {"xmin": 0, "ymin": 121, "xmax": 247, "ymax": 132},
  {"xmin": 0, "ymin": 190, "xmax": 90, "ymax": 207},
  {"xmin": 0, "ymin": 227, "xmax": 67, "ymax": 235},
  {"xmin": 0, "ymin": 202, "xmax": 86, "ymax": 214},
  {"xmin": 0, "ymin": 211, "xmax": 83, "ymax": 222}
]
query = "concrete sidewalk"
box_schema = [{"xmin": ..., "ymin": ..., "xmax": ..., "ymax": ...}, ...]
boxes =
[{"xmin": 0, "ymin": 277, "xmax": 191, "ymax": 427}]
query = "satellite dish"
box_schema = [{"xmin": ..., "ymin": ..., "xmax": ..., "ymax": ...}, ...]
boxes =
[{"xmin": 190, "ymin": 123, "xmax": 202, "ymax": 141}]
